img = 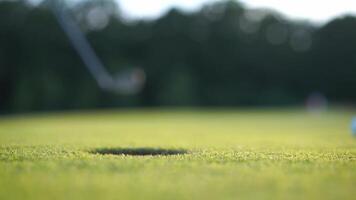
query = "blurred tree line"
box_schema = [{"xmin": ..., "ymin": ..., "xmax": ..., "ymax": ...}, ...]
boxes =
[{"xmin": 0, "ymin": 0, "xmax": 355, "ymax": 113}]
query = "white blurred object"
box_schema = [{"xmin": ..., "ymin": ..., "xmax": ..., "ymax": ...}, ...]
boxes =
[
  {"xmin": 306, "ymin": 92, "xmax": 328, "ymax": 113},
  {"xmin": 352, "ymin": 117, "xmax": 356, "ymax": 137}
]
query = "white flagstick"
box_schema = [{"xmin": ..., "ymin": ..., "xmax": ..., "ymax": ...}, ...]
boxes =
[{"xmin": 49, "ymin": 0, "xmax": 145, "ymax": 94}]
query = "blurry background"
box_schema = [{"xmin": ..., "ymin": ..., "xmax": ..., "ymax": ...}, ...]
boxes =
[{"xmin": 0, "ymin": 0, "xmax": 355, "ymax": 114}]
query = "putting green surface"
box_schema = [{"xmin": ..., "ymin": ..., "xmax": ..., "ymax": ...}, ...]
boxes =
[{"xmin": 0, "ymin": 109, "xmax": 355, "ymax": 200}]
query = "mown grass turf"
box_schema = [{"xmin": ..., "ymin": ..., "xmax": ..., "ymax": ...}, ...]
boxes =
[{"xmin": 0, "ymin": 108, "xmax": 355, "ymax": 200}]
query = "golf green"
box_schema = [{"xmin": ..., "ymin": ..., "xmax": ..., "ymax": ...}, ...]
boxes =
[{"xmin": 0, "ymin": 109, "xmax": 355, "ymax": 200}]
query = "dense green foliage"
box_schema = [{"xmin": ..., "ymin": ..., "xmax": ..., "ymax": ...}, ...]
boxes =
[
  {"xmin": 1, "ymin": 0, "xmax": 356, "ymax": 113},
  {"xmin": 0, "ymin": 109, "xmax": 355, "ymax": 200}
]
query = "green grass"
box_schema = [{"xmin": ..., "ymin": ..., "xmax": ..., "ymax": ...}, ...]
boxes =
[{"xmin": 0, "ymin": 108, "xmax": 355, "ymax": 200}]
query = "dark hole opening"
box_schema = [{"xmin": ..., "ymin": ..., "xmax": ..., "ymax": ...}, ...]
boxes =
[{"xmin": 92, "ymin": 148, "xmax": 187, "ymax": 156}]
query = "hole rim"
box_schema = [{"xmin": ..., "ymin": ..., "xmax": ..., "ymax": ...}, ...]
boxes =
[{"xmin": 91, "ymin": 147, "xmax": 188, "ymax": 156}]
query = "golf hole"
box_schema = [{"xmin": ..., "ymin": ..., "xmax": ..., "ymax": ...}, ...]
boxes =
[{"xmin": 92, "ymin": 148, "xmax": 187, "ymax": 156}]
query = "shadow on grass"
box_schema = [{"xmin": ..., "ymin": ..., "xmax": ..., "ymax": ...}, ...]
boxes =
[{"xmin": 91, "ymin": 147, "xmax": 187, "ymax": 156}]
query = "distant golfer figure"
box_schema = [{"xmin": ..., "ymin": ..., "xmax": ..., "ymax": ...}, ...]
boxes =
[{"xmin": 352, "ymin": 117, "xmax": 356, "ymax": 137}]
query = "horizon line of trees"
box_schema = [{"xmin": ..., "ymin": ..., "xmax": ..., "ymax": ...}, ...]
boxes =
[{"xmin": 1, "ymin": 0, "xmax": 356, "ymax": 113}]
